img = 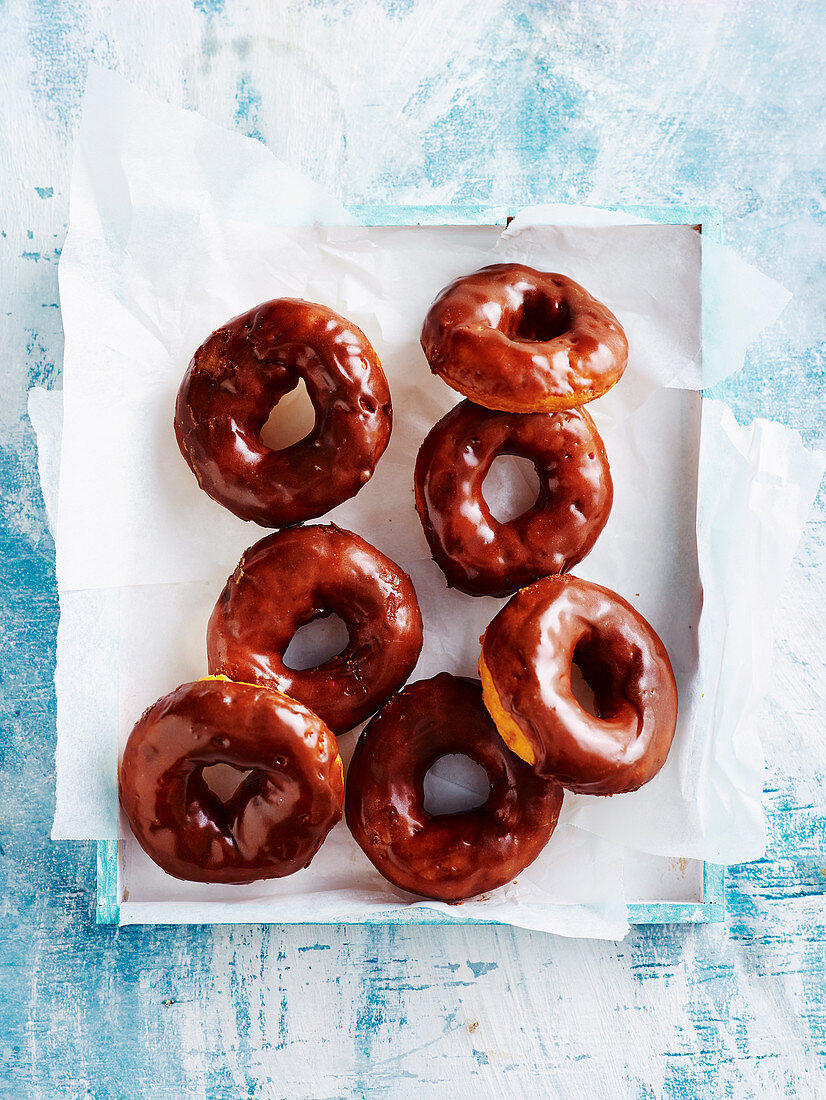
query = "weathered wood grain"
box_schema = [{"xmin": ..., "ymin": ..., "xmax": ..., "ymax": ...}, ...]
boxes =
[{"xmin": 1, "ymin": 1, "xmax": 824, "ymax": 1096}]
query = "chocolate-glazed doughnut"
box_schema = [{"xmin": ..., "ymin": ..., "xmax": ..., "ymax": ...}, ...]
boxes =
[
  {"xmin": 119, "ymin": 678, "xmax": 344, "ymax": 884},
  {"xmin": 207, "ymin": 525, "xmax": 423, "ymax": 735},
  {"xmin": 345, "ymin": 673, "xmax": 563, "ymax": 901},
  {"xmin": 421, "ymin": 264, "xmax": 628, "ymax": 412},
  {"xmin": 479, "ymin": 575, "xmax": 678, "ymax": 795},
  {"xmin": 414, "ymin": 400, "xmax": 612, "ymax": 597},
  {"xmin": 175, "ymin": 298, "xmax": 392, "ymax": 526}
]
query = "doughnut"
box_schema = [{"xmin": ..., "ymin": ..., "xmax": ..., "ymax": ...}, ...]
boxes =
[
  {"xmin": 479, "ymin": 575, "xmax": 678, "ymax": 795},
  {"xmin": 345, "ymin": 673, "xmax": 563, "ymax": 901},
  {"xmin": 421, "ymin": 264, "xmax": 628, "ymax": 412},
  {"xmin": 207, "ymin": 524, "xmax": 424, "ymax": 735},
  {"xmin": 175, "ymin": 298, "xmax": 392, "ymax": 526},
  {"xmin": 414, "ymin": 399, "xmax": 613, "ymax": 597},
  {"xmin": 119, "ymin": 678, "xmax": 343, "ymax": 884}
]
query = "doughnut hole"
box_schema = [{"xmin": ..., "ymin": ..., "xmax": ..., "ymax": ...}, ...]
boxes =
[
  {"xmin": 423, "ymin": 754, "xmax": 491, "ymax": 816},
  {"xmin": 260, "ymin": 377, "xmax": 317, "ymax": 450},
  {"xmin": 508, "ymin": 288, "xmax": 571, "ymax": 343},
  {"xmin": 202, "ymin": 762, "xmax": 253, "ymax": 802},
  {"xmin": 569, "ymin": 662, "xmax": 598, "ymax": 718},
  {"xmin": 571, "ymin": 634, "xmax": 634, "ymax": 719},
  {"xmin": 482, "ymin": 453, "xmax": 541, "ymax": 523},
  {"xmin": 283, "ymin": 612, "xmax": 350, "ymax": 671}
]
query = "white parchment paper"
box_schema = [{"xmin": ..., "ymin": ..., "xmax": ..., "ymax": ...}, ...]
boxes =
[{"xmin": 31, "ymin": 69, "xmax": 826, "ymax": 937}]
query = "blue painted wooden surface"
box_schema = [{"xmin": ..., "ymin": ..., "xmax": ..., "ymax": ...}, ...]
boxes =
[{"xmin": 1, "ymin": 1, "xmax": 824, "ymax": 1095}]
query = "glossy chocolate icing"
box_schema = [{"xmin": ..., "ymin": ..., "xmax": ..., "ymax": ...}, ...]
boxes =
[
  {"xmin": 207, "ymin": 524, "xmax": 424, "ymax": 735},
  {"xmin": 118, "ymin": 678, "xmax": 343, "ymax": 884},
  {"xmin": 414, "ymin": 399, "xmax": 612, "ymax": 597},
  {"xmin": 175, "ymin": 298, "xmax": 392, "ymax": 527},
  {"xmin": 421, "ymin": 264, "xmax": 628, "ymax": 412},
  {"xmin": 480, "ymin": 575, "xmax": 678, "ymax": 795},
  {"xmin": 345, "ymin": 673, "xmax": 563, "ymax": 901}
]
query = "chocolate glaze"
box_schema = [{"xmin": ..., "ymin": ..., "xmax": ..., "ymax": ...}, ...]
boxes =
[
  {"xmin": 207, "ymin": 525, "xmax": 424, "ymax": 735},
  {"xmin": 345, "ymin": 673, "xmax": 563, "ymax": 901},
  {"xmin": 414, "ymin": 400, "xmax": 613, "ymax": 597},
  {"xmin": 421, "ymin": 264, "xmax": 628, "ymax": 412},
  {"xmin": 175, "ymin": 298, "xmax": 392, "ymax": 526},
  {"xmin": 480, "ymin": 575, "xmax": 678, "ymax": 795},
  {"xmin": 118, "ymin": 678, "xmax": 343, "ymax": 884}
]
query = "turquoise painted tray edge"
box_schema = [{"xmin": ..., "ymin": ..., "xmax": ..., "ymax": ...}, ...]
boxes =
[
  {"xmin": 96, "ymin": 841, "xmax": 726, "ymax": 928},
  {"xmin": 96, "ymin": 201, "xmax": 725, "ymax": 929}
]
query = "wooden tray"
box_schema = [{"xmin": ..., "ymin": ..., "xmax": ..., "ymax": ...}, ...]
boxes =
[{"xmin": 97, "ymin": 202, "xmax": 725, "ymax": 928}]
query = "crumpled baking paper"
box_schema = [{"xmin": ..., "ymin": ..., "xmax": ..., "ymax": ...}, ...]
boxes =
[{"xmin": 29, "ymin": 68, "xmax": 825, "ymax": 937}]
